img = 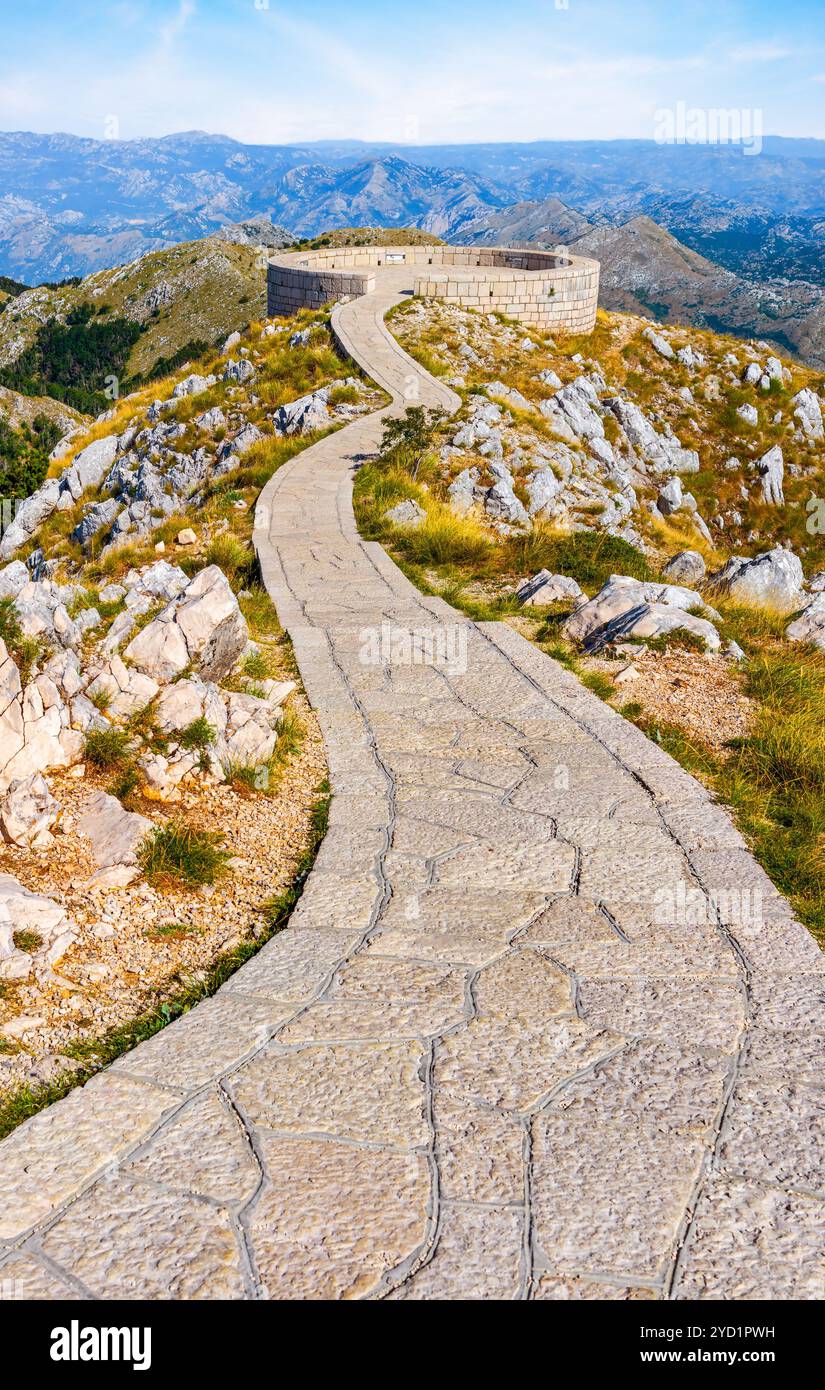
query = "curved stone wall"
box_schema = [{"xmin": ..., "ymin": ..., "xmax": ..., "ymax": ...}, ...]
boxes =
[{"xmin": 267, "ymin": 244, "xmax": 600, "ymax": 333}]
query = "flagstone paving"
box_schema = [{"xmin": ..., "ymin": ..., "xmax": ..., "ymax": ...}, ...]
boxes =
[{"xmin": 0, "ymin": 267, "xmax": 822, "ymax": 1300}]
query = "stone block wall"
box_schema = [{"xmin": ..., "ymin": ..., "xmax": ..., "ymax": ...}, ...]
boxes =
[{"xmin": 267, "ymin": 245, "xmax": 600, "ymax": 333}]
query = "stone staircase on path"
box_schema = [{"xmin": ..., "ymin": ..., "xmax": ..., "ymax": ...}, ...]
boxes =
[{"xmin": 0, "ymin": 266, "xmax": 822, "ymax": 1301}]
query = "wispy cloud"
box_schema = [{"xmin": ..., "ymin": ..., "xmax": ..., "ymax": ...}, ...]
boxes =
[
  {"xmin": 729, "ymin": 42, "xmax": 796, "ymax": 64},
  {"xmin": 158, "ymin": 0, "xmax": 196, "ymax": 57}
]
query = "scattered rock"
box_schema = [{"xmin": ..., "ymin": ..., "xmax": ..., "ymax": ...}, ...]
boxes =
[
  {"xmin": 385, "ymin": 498, "xmax": 426, "ymax": 528},
  {"xmin": 564, "ymin": 574, "xmax": 720, "ymax": 652},
  {"xmin": 77, "ymin": 791, "xmax": 153, "ymax": 871},
  {"xmin": 516, "ymin": 571, "xmax": 585, "ymax": 606},
  {"xmin": 710, "ymin": 547, "xmax": 804, "ymax": 613},
  {"xmin": 662, "ymin": 551, "xmax": 707, "ymax": 586},
  {"xmin": 786, "ymin": 592, "xmax": 825, "ymax": 650}
]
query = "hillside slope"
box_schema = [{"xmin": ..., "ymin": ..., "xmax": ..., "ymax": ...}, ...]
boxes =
[{"xmin": 0, "ymin": 237, "xmax": 268, "ymax": 410}]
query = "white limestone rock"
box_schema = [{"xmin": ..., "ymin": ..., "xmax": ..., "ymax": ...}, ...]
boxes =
[
  {"xmin": 0, "ymin": 773, "xmax": 60, "ymax": 849},
  {"xmin": 385, "ymin": 498, "xmax": 426, "ymax": 528},
  {"xmin": 516, "ymin": 571, "xmax": 585, "ymax": 607},
  {"xmin": 0, "ymin": 874, "xmax": 75, "ymax": 980},
  {"xmin": 792, "ymin": 388, "xmax": 824, "ymax": 441},
  {"xmin": 662, "ymin": 551, "xmax": 707, "ymax": 586},
  {"xmin": 606, "ymin": 399, "xmax": 699, "ymax": 474},
  {"xmin": 758, "ymin": 446, "xmax": 785, "ymax": 506},
  {"xmin": 124, "ymin": 566, "xmax": 248, "ymax": 684},
  {"xmin": 786, "ymin": 592, "xmax": 825, "ymax": 650},
  {"xmin": 710, "ymin": 547, "xmax": 804, "ymax": 613},
  {"xmin": 77, "ymin": 791, "xmax": 153, "ymax": 870},
  {"xmin": 564, "ymin": 574, "xmax": 719, "ymax": 651},
  {"xmin": 271, "ymin": 388, "xmax": 330, "ymax": 436}
]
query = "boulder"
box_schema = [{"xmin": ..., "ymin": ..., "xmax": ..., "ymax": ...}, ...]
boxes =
[
  {"xmin": 85, "ymin": 657, "xmax": 159, "ymax": 718},
  {"xmin": 77, "ymin": 791, "xmax": 153, "ymax": 870},
  {"xmin": 0, "ymin": 773, "xmax": 60, "ymax": 849},
  {"xmin": 195, "ymin": 406, "xmax": 227, "ymax": 433},
  {"xmin": 487, "ymin": 381, "xmax": 537, "ymax": 414},
  {"xmin": 709, "ymin": 547, "xmax": 804, "ymax": 613},
  {"xmin": 657, "ymin": 477, "xmax": 683, "ymax": 516},
  {"xmin": 792, "ymin": 388, "xmax": 824, "ymax": 441},
  {"xmin": 484, "ymin": 479, "xmax": 529, "ymax": 525},
  {"xmin": 385, "ymin": 498, "xmax": 426, "ymax": 528},
  {"xmin": 0, "ymin": 874, "xmax": 75, "ymax": 980},
  {"xmin": 737, "ymin": 403, "xmax": 758, "ymax": 427},
  {"xmin": 516, "ymin": 571, "xmax": 585, "ymax": 607},
  {"xmin": 643, "ymin": 328, "xmax": 674, "ymax": 359},
  {"xmin": 758, "ymin": 446, "xmax": 785, "ymax": 506},
  {"xmin": 63, "ymin": 436, "xmax": 118, "ymax": 499},
  {"xmin": 564, "ymin": 574, "xmax": 720, "ymax": 651},
  {"xmin": 223, "ymin": 358, "xmax": 256, "ymax": 386},
  {"xmin": 606, "ymin": 399, "xmax": 699, "ymax": 474},
  {"xmin": 525, "ymin": 468, "xmax": 561, "ymax": 518},
  {"xmin": 0, "ymin": 478, "xmax": 62, "ymax": 558},
  {"xmin": 540, "ymin": 376, "xmax": 605, "ymax": 444},
  {"xmin": 126, "ymin": 560, "xmax": 189, "ymax": 601},
  {"xmin": 218, "ymin": 690, "xmax": 279, "ymax": 770},
  {"xmin": 0, "ymin": 561, "xmax": 31, "ymax": 600},
  {"xmin": 172, "ymin": 373, "xmax": 215, "ymax": 399},
  {"xmin": 786, "ymin": 592, "xmax": 825, "ymax": 650},
  {"xmin": 71, "ymin": 497, "xmax": 121, "ymax": 548},
  {"xmin": 272, "ymin": 389, "xmax": 330, "ymax": 436},
  {"xmin": 662, "ymin": 551, "xmax": 707, "ymax": 586},
  {"xmin": 448, "ymin": 467, "xmax": 483, "ymax": 516},
  {"xmin": 124, "ymin": 566, "xmax": 248, "ymax": 684}
]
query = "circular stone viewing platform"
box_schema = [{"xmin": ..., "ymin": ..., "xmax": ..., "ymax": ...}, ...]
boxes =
[{"xmin": 267, "ymin": 244, "xmax": 600, "ymax": 333}]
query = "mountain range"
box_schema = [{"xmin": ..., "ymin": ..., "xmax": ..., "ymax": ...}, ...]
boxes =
[
  {"xmin": 2, "ymin": 131, "xmax": 825, "ymax": 370},
  {"xmin": 2, "ymin": 131, "xmax": 825, "ymax": 286}
]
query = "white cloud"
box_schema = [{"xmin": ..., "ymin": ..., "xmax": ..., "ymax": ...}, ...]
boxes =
[
  {"xmin": 729, "ymin": 42, "xmax": 795, "ymax": 65},
  {"xmin": 158, "ymin": 0, "xmax": 196, "ymax": 57}
]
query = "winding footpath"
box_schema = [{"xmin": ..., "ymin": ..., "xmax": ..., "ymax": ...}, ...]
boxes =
[{"xmin": 0, "ymin": 269, "xmax": 822, "ymax": 1301}]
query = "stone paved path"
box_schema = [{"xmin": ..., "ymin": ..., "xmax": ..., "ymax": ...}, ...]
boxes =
[{"xmin": 0, "ymin": 270, "xmax": 822, "ymax": 1301}]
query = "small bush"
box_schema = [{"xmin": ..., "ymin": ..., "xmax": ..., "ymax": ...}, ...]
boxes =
[
  {"xmin": 395, "ymin": 506, "xmax": 492, "ymax": 567},
  {"xmin": 178, "ymin": 717, "xmax": 216, "ymax": 751},
  {"xmin": 138, "ymin": 822, "xmax": 230, "ymax": 887},
  {"xmin": 203, "ymin": 534, "xmax": 255, "ymax": 590},
  {"xmin": 109, "ymin": 764, "xmax": 139, "ymax": 803},
  {"xmin": 84, "ymin": 727, "xmax": 132, "ymax": 770},
  {"xmin": 13, "ymin": 930, "xmax": 42, "ymax": 953},
  {"xmin": 242, "ymin": 648, "xmax": 272, "ymax": 680},
  {"xmin": 0, "ymin": 596, "xmax": 23, "ymax": 651}
]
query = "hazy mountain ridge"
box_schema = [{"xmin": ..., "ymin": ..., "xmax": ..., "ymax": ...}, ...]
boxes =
[{"xmin": 2, "ymin": 131, "xmax": 824, "ymax": 286}]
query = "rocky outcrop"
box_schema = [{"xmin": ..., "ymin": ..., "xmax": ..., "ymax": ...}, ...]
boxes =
[
  {"xmin": 786, "ymin": 592, "xmax": 825, "ymax": 650},
  {"xmin": 564, "ymin": 574, "xmax": 720, "ymax": 652},
  {"xmin": 123, "ymin": 566, "xmax": 248, "ymax": 684},
  {"xmin": 0, "ymin": 774, "xmax": 60, "ymax": 849},
  {"xmin": 606, "ymin": 398, "xmax": 699, "ymax": 475},
  {"xmin": 662, "ymin": 551, "xmax": 707, "ymax": 586},
  {"xmin": 0, "ymin": 875, "xmax": 75, "ymax": 981},
  {"xmin": 516, "ymin": 571, "xmax": 585, "ymax": 606},
  {"xmin": 709, "ymin": 547, "xmax": 804, "ymax": 613}
]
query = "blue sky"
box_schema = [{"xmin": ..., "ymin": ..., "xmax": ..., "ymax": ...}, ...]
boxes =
[{"xmin": 1, "ymin": 0, "xmax": 823, "ymax": 145}]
